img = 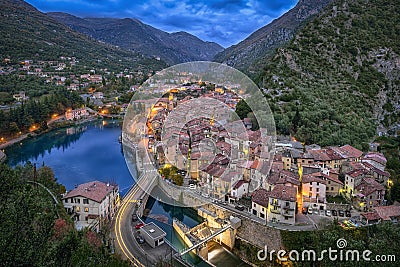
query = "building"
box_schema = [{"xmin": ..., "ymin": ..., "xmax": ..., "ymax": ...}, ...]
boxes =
[
  {"xmin": 354, "ymin": 178, "xmax": 385, "ymax": 211},
  {"xmin": 140, "ymin": 222, "xmax": 166, "ymax": 248},
  {"xmin": 65, "ymin": 108, "xmax": 89, "ymax": 120},
  {"xmin": 63, "ymin": 181, "xmax": 119, "ymax": 231},
  {"xmin": 361, "ymin": 205, "xmax": 400, "ymax": 225},
  {"xmin": 302, "ymin": 175, "xmax": 327, "ymax": 211},
  {"xmin": 267, "ymin": 184, "xmax": 297, "ymax": 225},
  {"xmin": 344, "ymin": 169, "xmax": 368, "ymax": 198},
  {"xmin": 251, "ymin": 188, "xmax": 269, "ymax": 222}
]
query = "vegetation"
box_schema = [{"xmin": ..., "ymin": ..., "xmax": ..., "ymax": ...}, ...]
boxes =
[
  {"xmin": 0, "ymin": 0, "xmax": 166, "ymax": 71},
  {"xmin": 0, "ymin": 90, "xmax": 84, "ymax": 138},
  {"xmin": 281, "ymin": 221, "xmax": 400, "ymax": 266},
  {"xmin": 376, "ymin": 136, "xmax": 400, "ymax": 204},
  {"xmin": 258, "ymin": 0, "xmax": 400, "ymax": 148},
  {"xmin": 158, "ymin": 165, "xmax": 184, "ymax": 186},
  {"xmin": 0, "ymin": 163, "xmax": 129, "ymax": 266}
]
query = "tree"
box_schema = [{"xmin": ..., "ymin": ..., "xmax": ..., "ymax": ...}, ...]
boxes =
[{"xmin": 235, "ymin": 99, "xmax": 251, "ymax": 120}]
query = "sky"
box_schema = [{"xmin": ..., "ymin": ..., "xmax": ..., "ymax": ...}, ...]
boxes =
[{"xmin": 26, "ymin": 0, "xmax": 298, "ymax": 48}]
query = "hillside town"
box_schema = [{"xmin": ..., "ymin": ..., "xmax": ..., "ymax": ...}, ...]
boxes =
[{"xmin": 138, "ymin": 82, "xmax": 399, "ymax": 231}]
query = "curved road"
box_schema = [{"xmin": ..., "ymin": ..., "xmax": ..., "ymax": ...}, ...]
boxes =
[{"xmin": 113, "ymin": 171, "xmax": 158, "ymax": 267}]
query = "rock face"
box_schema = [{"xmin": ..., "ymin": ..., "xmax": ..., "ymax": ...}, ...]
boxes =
[
  {"xmin": 48, "ymin": 12, "xmax": 224, "ymax": 65},
  {"xmin": 213, "ymin": 0, "xmax": 334, "ymax": 76}
]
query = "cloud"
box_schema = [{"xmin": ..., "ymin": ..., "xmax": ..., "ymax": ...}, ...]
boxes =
[{"xmin": 26, "ymin": 0, "xmax": 298, "ymax": 47}]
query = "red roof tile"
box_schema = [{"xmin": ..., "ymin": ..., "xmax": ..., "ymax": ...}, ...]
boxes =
[{"xmin": 64, "ymin": 181, "xmax": 117, "ymax": 203}]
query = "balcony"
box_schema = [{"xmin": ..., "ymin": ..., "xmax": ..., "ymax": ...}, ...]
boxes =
[
  {"xmin": 270, "ymin": 208, "xmax": 280, "ymax": 214},
  {"xmin": 283, "ymin": 205, "xmax": 295, "ymax": 211},
  {"xmin": 270, "ymin": 201, "xmax": 280, "ymax": 207}
]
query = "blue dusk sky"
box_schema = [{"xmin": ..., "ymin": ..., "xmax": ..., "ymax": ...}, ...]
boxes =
[{"xmin": 26, "ymin": 0, "xmax": 298, "ymax": 47}]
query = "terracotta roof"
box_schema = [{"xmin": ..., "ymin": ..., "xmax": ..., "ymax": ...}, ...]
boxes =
[
  {"xmin": 252, "ymin": 188, "xmax": 270, "ymax": 207},
  {"xmin": 302, "ymin": 174, "xmax": 325, "ymax": 184},
  {"xmin": 269, "ymin": 184, "xmax": 297, "ymax": 202},
  {"xmin": 346, "ymin": 168, "xmax": 368, "ymax": 178},
  {"xmin": 63, "ymin": 181, "xmax": 117, "ymax": 203},
  {"xmin": 361, "ymin": 212, "xmax": 381, "ymax": 221},
  {"xmin": 233, "ymin": 180, "xmax": 248, "ymax": 190},
  {"xmin": 364, "ymin": 152, "xmax": 387, "ymax": 165},
  {"xmin": 337, "ymin": 145, "xmax": 363, "ymax": 159},
  {"xmin": 373, "ymin": 205, "xmax": 400, "ymax": 221},
  {"xmin": 309, "ymin": 149, "xmax": 331, "ymax": 161},
  {"xmin": 355, "ymin": 178, "xmax": 385, "ymax": 196}
]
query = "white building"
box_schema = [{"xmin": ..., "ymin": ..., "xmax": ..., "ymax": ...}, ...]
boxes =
[
  {"xmin": 302, "ymin": 175, "xmax": 327, "ymax": 211},
  {"xmin": 65, "ymin": 108, "xmax": 89, "ymax": 120},
  {"xmin": 63, "ymin": 181, "xmax": 120, "ymax": 231}
]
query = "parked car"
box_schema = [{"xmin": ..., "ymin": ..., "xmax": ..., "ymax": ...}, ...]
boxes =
[
  {"xmin": 325, "ymin": 210, "xmax": 331, "ymax": 216},
  {"xmin": 235, "ymin": 205, "xmax": 245, "ymax": 211},
  {"xmin": 332, "ymin": 210, "xmax": 338, "ymax": 216},
  {"xmin": 345, "ymin": 210, "xmax": 351, "ymax": 217},
  {"xmin": 314, "ymin": 210, "xmax": 319, "ymax": 215},
  {"xmin": 308, "ymin": 207, "xmax": 313, "ymax": 214},
  {"xmin": 131, "ymin": 214, "xmax": 138, "ymax": 221},
  {"xmin": 348, "ymin": 219, "xmax": 359, "ymax": 227},
  {"xmin": 338, "ymin": 210, "xmax": 345, "ymax": 217},
  {"xmin": 136, "ymin": 235, "xmax": 145, "ymax": 244},
  {"xmin": 135, "ymin": 222, "xmax": 144, "ymax": 229}
]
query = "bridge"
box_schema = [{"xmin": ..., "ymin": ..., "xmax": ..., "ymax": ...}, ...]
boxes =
[{"xmin": 177, "ymin": 222, "xmax": 232, "ymax": 256}]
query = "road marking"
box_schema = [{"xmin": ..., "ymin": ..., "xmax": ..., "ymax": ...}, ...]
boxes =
[{"xmin": 114, "ymin": 185, "xmax": 146, "ymax": 267}]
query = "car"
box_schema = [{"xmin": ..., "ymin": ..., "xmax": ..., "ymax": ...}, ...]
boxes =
[
  {"xmin": 235, "ymin": 205, "xmax": 245, "ymax": 211},
  {"xmin": 308, "ymin": 207, "xmax": 313, "ymax": 214},
  {"xmin": 345, "ymin": 210, "xmax": 351, "ymax": 217},
  {"xmin": 136, "ymin": 235, "xmax": 145, "ymax": 244},
  {"xmin": 189, "ymin": 184, "xmax": 196, "ymax": 190},
  {"xmin": 337, "ymin": 221, "xmax": 346, "ymax": 228},
  {"xmin": 131, "ymin": 214, "xmax": 138, "ymax": 221},
  {"xmin": 314, "ymin": 210, "xmax": 319, "ymax": 215},
  {"xmin": 338, "ymin": 210, "xmax": 345, "ymax": 217},
  {"xmin": 332, "ymin": 210, "xmax": 338, "ymax": 216},
  {"xmin": 302, "ymin": 207, "xmax": 308, "ymax": 215},
  {"xmin": 348, "ymin": 219, "xmax": 359, "ymax": 227},
  {"xmin": 135, "ymin": 222, "xmax": 144, "ymax": 229},
  {"xmin": 325, "ymin": 210, "xmax": 331, "ymax": 216}
]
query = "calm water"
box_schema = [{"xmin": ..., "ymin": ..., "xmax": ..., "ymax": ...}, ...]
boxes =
[
  {"xmin": 143, "ymin": 197, "xmax": 249, "ymax": 267},
  {"xmin": 5, "ymin": 120, "xmax": 247, "ymax": 267},
  {"xmin": 5, "ymin": 120, "xmax": 135, "ymax": 195}
]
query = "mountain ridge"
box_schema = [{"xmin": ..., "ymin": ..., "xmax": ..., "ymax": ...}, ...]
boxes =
[
  {"xmin": 214, "ymin": 0, "xmax": 334, "ymax": 76},
  {"xmin": 0, "ymin": 0, "xmax": 166, "ymax": 71},
  {"xmin": 48, "ymin": 12, "xmax": 224, "ymax": 65}
]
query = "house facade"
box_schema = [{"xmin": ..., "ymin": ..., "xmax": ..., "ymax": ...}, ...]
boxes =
[{"xmin": 63, "ymin": 181, "xmax": 119, "ymax": 231}]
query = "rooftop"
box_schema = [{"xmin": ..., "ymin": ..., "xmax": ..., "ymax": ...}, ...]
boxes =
[
  {"xmin": 63, "ymin": 180, "xmax": 117, "ymax": 203},
  {"xmin": 141, "ymin": 222, "xmax": 167, "ymax": 240}
]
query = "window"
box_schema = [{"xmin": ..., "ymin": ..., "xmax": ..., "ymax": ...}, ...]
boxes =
[
  {"xmin": 370, "ymin": 195, "xmax": 372, "ymax": 199},
  {"xmin": 260, "ymin": 213, "xmax": 265, "ymax": 218},
  {"xmin": 84, "ymin": 207, "xmax": 89, "ymax": 212},
  {"xmin": 252, "ymin": 209, "xmax": 257, "ymax": 215},
  {"xmin": 317, "ymin": 182, "xmax": 319, "ymax": 186},
  {"xmin": 85, "ymin": 216, "xmax": 88, "ymax": 221},
  {"xmin": 75, "ymin": 198, "xmax": 80, "ymax": 204},
  {"xmin": 328, "ymin": 181, "xmax": 331, "ymax": 184},
  {"xmin": 316, "ymin": 188, "xmax": 319, "ymax": 192},
  {"xmin": 331, "ymin": 187, "xmax": 334, "ymax": 191},
  {"xmin": 253, "ymin": 203, "xmax": 256, "ymax": 208},
  {"xmin": 285, "ymin": 202, "xmax": 290, "ymax": 206},
  {"xmin": 76, "ymin": 206, "xmax": 80, "ymax": 212},
  {"xmin": 284, "ymin": 216, "xmax": 289, "ymax": 220},
  {"xmin": 83, "ymin": 199, "xmax": 89, "ymax": 204},
  {"xmin": 64, "ymin": 199, "xmax": 68, "ymax": 203}
]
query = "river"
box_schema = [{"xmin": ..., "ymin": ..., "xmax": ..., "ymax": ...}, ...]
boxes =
[{"xmin": 4, "ymin": 119, "xmax": 248, "ymax": 267}]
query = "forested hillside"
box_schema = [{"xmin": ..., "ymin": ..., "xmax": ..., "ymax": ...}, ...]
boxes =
[{"xmin": 259, "ymin": 0, "xmax": 399, "ymax": 148}]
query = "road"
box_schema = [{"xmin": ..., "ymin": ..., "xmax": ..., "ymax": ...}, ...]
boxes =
[{"xmin": 113, "ymin": 170, "xmax": 158, "ymax": 267}]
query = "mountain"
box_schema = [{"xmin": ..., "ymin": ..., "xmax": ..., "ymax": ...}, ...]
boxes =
[
  {"xmin": 260, "ymin": 0, "xmax": 399, "ymax": 148},
  {"xmin": 47, "ymin": 12, "xmax": 224, "ymax": 65},
  {"xmin": 214, "ymin": 0, "xmax": 333, "ymax": 76},
  {"xmin": 0, "ymin": 0, "xmax": 166, "ymax": 71}
]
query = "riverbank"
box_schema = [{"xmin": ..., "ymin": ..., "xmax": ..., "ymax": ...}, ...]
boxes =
[{"xmin": 0, "ymin": 115, "xmax": 102, "ymax": 150}]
